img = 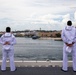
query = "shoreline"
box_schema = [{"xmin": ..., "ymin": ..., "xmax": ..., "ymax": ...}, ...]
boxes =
[{"xmin": 39, "ymin": 37, "xmax": 62, "ymax": 41}]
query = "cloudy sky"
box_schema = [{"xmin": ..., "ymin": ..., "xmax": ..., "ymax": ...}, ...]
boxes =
[{"xmin": 0, "ymin": 0, "xmax": 76, "ymax": 31}]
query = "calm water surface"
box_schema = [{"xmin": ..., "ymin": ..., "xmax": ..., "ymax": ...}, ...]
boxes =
[{"xmin": 0, "ymin": 37, "xmax": 72, "ymax": 61}]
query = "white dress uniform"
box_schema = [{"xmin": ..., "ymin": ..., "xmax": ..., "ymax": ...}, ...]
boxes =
[
  {"xmin": 0, "ymin": 32, "xmax": 16, "ymax": 71},
  {"xmin": 61, "ymin": 26, "xmax": 76, "ymax": 71}
]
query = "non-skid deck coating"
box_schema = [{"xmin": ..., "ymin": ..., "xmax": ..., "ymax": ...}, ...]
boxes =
[{"xmin": 0, "ymin": 66, "xmax": 76, "ymax": 75}]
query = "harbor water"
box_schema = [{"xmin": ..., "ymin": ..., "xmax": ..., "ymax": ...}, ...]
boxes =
[{"xmin": 0, "ymin": 37, "xmax": 72, "ymax": 61}]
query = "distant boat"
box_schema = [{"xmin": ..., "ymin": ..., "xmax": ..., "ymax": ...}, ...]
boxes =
[{"xmin": 32, "ymin": 35, "xmax": 40, "ymax": 39}]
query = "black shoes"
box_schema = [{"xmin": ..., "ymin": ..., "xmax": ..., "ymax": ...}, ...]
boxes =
[
  {"xmin": 1, "ymin": 68, "xmax": 17, "ymax": 72},
  {"xmin": 1, "ymin": 70, "xmax": 6, "ymax": 72},
  {"xmin": 73, "ymin": 70, "xmax": 76, "ymax": 72},
  {"xmin": 61, "ymin": 68, "xmax": 76, "ymax": 72},
  {"xmin": 61, "ymin": 68, "xmax": 68, "ymax": 72}
]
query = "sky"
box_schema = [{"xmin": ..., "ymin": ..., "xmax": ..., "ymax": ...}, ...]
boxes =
[{"xmin": 0, "ymin": 0, "xmax": 76, "ymax": 31}]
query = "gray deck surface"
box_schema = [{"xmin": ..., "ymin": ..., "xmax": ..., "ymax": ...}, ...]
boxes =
[{"xmin": 0, "ymin": 66, "xmax": 76, "ymax": 75}]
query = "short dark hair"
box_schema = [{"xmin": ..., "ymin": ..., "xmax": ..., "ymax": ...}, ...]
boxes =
[
  {"xmin": 67, "ymin": 20, "xmax": 72, "ymax": 26},
  {"xmin": 6, "ymin": 27, "xmax": 11, "ymax": 32}
]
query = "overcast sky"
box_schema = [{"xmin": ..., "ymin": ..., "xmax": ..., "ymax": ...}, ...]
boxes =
[{"xmin": 0, "ymin": 0, "xmax": 76, "ymax": 31}]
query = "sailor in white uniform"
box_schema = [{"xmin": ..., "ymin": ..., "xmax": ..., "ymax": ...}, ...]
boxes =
[
  {"xmin": 61, "ymin": 20, "xmax": 76, "ymax": 72},
  {"xmin": 0, "ymin": 27, "xmax": 16, "ymax": 71}
]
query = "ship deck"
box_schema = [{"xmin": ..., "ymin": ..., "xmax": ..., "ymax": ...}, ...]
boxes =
[{"xmin": 0, "ymin": 61, "xmax": 76, "ymax": 75}]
